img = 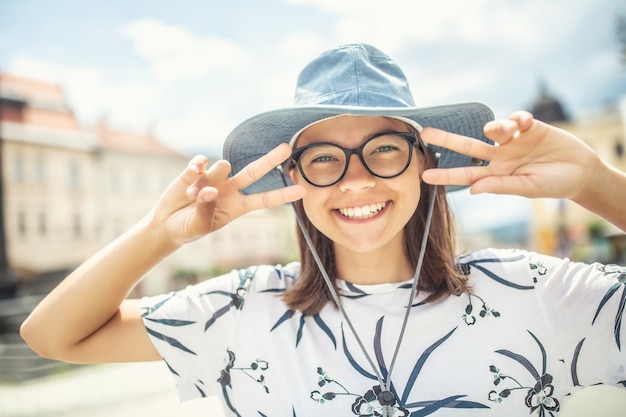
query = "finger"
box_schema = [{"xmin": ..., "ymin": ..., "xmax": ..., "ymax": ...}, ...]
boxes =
[
  {"xmin": 188, "ymin": 186, "xmax": 219, "ymax": 235},
  {"xmin": 470, "ymin": 174, "xmax": 541, "ymax": 197},
  {"xmin": 422, "ymin": 165, "xmax": 491, "ymax": 187},
  {"xmin": 182, "ymin": 155, "xmax": 209, "ymax": 183},
  {"xmin": 161, "ymin": 155, "xmax": 210, "ymax": 206},
  {"xmin": 241, "ymin": 184, "xmax": 305, "ymax": 214},
  {"xmin": 508, "ymin": 111, "xmax": 534, "ymax": 131},
  {"xmin": 483, "ymin": 119, "xmax": 518, "ymax": 145},
  {"xmin": 228, "ymin": 143, "xmax": 293, "ymax": 191},
  {"xmin": 187, "ymin": 159, "xmax": 231, "ymax": 199},
  {"xmin": 421, "ymin": 127, "xmax": 495, "ymax": 161}
]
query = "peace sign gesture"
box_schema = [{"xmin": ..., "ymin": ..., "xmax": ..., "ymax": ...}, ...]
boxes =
[
  {"xmin": 153, "ymin": 143, "xmax": 305, "ymax": 246},
  {"xmin": 421, "ymin": 111, "xmax": 626, "ymax": 231}
]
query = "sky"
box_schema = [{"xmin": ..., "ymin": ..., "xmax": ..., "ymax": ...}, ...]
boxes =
[{"xmin": 1, "ymin": 0, "xmax": 626, "ymax": 233}]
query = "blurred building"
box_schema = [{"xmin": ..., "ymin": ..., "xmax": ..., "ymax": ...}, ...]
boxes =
[
  {"xmin": 0, "ymin": 73, "xmax": 297, "ymax": 297},
  {"xmin": 529, "ymin": 87, "xmax": 626, "ymax": 260}
]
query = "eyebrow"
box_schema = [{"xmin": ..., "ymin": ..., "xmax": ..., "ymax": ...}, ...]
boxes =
[{"xmin": 298, "ymin": 127, "xmax": 413, "ymax": 148}]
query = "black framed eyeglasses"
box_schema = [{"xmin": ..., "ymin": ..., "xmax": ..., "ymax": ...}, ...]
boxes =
[{"xmin": 290, "ymin": 131, "xmax": 424, "ymax": 187}]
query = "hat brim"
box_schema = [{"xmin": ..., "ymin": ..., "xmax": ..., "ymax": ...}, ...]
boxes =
[{"xmin": 223, "ymin": 102, "xmax": 494, "ymax": 194}]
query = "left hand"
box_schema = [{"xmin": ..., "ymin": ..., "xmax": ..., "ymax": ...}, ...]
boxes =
[{"xmin": 421, "ymin": 111, "xmax": 602, "ymax": 200}]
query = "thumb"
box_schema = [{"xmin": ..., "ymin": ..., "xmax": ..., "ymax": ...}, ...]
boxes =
[{"xmin": 189, "ymin": 186, "xmax": 219, "ymax": 235}]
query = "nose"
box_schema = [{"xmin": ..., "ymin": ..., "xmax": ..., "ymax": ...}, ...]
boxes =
[{"xmin": 338, "ymin": 154, "xmax": 375, "ymax": 192}]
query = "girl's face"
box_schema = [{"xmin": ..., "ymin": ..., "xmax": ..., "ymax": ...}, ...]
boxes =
[{"xmin": 290, "ymin": 115, "xmax": 424, "ymax": 255}]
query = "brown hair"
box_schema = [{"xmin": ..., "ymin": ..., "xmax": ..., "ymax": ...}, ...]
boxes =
[{"xmin": 282, "ymin": 139, "xmax": 469, "ymax": 316}]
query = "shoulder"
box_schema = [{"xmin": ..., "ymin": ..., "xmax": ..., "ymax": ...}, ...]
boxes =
[
  {"xmin": 141, "ymin": 262, "xmax": 301, "ymax": 319},
  {"xmin": 190, "ymin": 262, "xmax": 301, "ymax": 295},
  {"xmin": 457, "ymin": 247, "xmax": 571, "ymax": 269},
  {"xmin": 244, "ymin": 262, "xmax": 301, "ymax": 290},
  {"xmin": 142, "ymin": 262, "xmax": 301, "ymax": 305},
  {"xmin": 456, "ymin": 247, "xmax": 537, "ymax": 271},
  {"xmin": 456, "ymin": 248, "xmax": 568, "ymax": 290},
  {"xmin": 457, "ymin": 247, "xmax": 621, "ymax": 290}
]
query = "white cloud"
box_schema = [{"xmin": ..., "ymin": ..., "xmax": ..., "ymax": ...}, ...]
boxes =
[
  {"xmin": 6, "ymin": 52, "xmax": 246, "ymax": 155},
  {"xmin": 7, "ymin": 57, "xmax": 161, "ymax": 131},
  {"xmin": 279, "ymin": 33, "xmax": 326, "ymax": 62},
  {"xmin": 286, "ymin": 0, "xmax": 598, "ymax": 54},
  {"xmin": 100, "ymin": 82, "xmax": 161, "ymax": 129},
  {"xmin": 7, "ymin": 57, "xmax": 107, "ymax": 118},
  {"xmin": 408, "ymin": 69, "xmax": 492, "ymax": 107},
  {"xmin": 154, "ymin": 105, "xmax": 237, "ymax": 156},
  {"xmin": 122, "ymin": 19, "xmax": 249, "ymax": 83},
  {"xmin": 256, "ymin": 33, "xmax": 327, "ymax": 110}
]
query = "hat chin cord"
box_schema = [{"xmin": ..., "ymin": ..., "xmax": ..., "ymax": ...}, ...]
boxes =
[{"xmin": 277, "ymin": 156, "xmax": 438, "ymax": 416}]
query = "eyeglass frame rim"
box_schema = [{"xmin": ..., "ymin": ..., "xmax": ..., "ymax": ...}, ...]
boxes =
[{"xmin": 288, "ymin": 130, "xmax": 426, "ymax": 188}]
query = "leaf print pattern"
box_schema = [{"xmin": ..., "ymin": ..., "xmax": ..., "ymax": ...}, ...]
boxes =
[
  {"xmin": 310, "ymin": 320, "xmax": 489, "ymax": 415},
  {"xmin": 144, "ymin": 326, "xmax": 197, "ymax": 355},
  {"xmin": 218, "ymin": 349, "xmax": 271, "ymax": 416},
  {"xmin": 462, "ymin": 293, "xmax": 501, "ymax": 325},
  {"xmin": 352, "ymin": 385, "xmax": 410, "ymax": 417},
  {"xmin": 458, "ymin": 253, "xmax": 533, "ymax": 290},
  {"xmin": 524, "ymin": 374, "xmax": 560, "ymax": 416},
  {"xmin": 217, "ymin": 350, "xmax": 270, "ymax": 393},
  {"xmin": 591, "ymin": 264, "xmax": 626, "ymax": 350},
  {"xmin": 141, "ymin": 293, "xmax": 200, "ymax": 354},
  {"xmin": 488, "ymin": 331, "xmax": 560, "ymax": 416},
  {"xmin": 310, "ymin": 368, "xmax": 410, "ymax": 416},
  {"xmin": 139, "ymin": 251, "xmax": 626, "ymax": 416},
  {"xmin": 270, "ymin": 309, "xmax": 338, "ymax": 348},
  {"xmin": 202, "ymin": 267, "xmax": 257, "ymax": 331}
]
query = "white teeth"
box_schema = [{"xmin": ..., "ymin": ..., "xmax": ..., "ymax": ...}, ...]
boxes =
[{"xmin": 339, "ymin": 203, "xmax": 385, "ymax": 219}]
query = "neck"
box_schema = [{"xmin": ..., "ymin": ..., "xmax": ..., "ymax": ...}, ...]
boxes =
[{"xmin": 334, "ymin": 240, "xmax": 414, "ymax": 285}]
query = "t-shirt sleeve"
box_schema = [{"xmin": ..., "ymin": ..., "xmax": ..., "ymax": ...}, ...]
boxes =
[
  {"xmin": 140, "ymin": 267, "xmax": 257, "ymax": 401},
  {"xmin": 529, "ymin": 252, "xmax": 626, "ymax": 387}
]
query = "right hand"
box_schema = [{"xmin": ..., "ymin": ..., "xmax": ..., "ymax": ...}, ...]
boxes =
[{"xmin": 152, "ymin": 142, "xmax": 305, "ymax": 246}]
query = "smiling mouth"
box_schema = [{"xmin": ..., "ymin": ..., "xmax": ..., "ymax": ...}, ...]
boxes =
[{"xmin": 338, "ymin": 202, "xmax": 386, "ymax": 220}]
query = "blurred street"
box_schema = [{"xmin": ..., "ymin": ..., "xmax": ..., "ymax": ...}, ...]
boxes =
[{"xmin": 0, "ymin": 361, "xmax": 224, "ymax": 417}]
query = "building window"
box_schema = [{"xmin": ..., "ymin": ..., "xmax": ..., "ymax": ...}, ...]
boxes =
[
  {"xmin": 73, "ymin": 213, "xmax": 82, "ymax": 239},
  {"xmin": 69, "ymin": 159, "xmax": 80, "ymax": 189},
  {"xmin": 34, "ymin": 156, "xmax": 45, "ymax": 184},
  {"xmin": 13, "ymin": 154, "xmax": 24, "ymax": 183},
  {"xmin": 110, "ymin": 171, "xmax": 121, "ymax": 193},
  {"xmin": 136, "ymin": 170, "xmax": 147, "ymax": 194},
  {"xmin": 17, "ymin": 211, "xmax": 26, "ymax": 237},
  {"xmin": 38, "ymin": 212, "xmax": 47, "ymax": 236}
]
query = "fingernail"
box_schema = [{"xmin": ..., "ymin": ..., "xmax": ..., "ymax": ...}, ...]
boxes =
[
  {"xmin": 187, "ymin": 185, "xmax": 199, "ymax": 197},
  {"xmin": 502, "ymin": 120, "xmax": 517, "ymax": 133},
  {"xmin": 188, "ymin": 162, "xmax": 201, "ymax": 174}
]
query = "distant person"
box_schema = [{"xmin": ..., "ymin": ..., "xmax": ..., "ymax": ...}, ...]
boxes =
[{"xmin": 21, "ymin": 44, "xmax": 626, "ymax": 416}]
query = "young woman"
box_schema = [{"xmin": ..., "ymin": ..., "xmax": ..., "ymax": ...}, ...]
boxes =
[{"xmin": 21, "ymin": 44, "xmax": 626, "ymax": 416}]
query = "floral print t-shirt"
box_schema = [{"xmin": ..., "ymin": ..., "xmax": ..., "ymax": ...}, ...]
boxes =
[{"xmin": 141, "ymin": 248, "xmax": 626, "ymax": 416}]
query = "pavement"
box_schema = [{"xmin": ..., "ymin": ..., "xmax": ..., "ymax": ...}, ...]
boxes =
[
  {"xmin": 0, "ymin": 361, "xmax": 224, "ymax": 417},
  {"xmin": 1, "ymin": 361, "xmax": 625, "ymax": 416}
]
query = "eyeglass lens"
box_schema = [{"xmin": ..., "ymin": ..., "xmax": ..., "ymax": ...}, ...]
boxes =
[{"xmin": 296, "ymin": 133, "xmax": 414, "ymax": 187}]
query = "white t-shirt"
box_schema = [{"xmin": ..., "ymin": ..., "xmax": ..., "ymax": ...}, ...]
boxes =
[{"xmin": 141, "ymin": 248, "xmax": 626, "ymax": 416}]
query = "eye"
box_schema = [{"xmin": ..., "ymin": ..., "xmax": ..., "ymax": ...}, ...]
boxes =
[
  {"xmin": 311, "ymin": 154, "xmax": 337, "ymax": 163},
  {"xmin": 299, "ymin": 144, "xmax": 344, "ymax": 166},
  {"xmin": 366, "ymin": 134, "xmax": 408, "ymax": 157},
  {"xmin": 373, "ymin": 144, "xmax": 399, "ymax": 153}
]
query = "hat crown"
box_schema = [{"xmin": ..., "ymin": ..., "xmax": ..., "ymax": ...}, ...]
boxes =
[{"xmin": 294, "ymin": 44, "xmax": 416, "ymax": 108}]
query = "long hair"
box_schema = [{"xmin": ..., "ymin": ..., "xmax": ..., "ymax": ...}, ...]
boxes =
[{"xmin": 282, "ymin": 138, "xmax": 469, "ymax": 316}]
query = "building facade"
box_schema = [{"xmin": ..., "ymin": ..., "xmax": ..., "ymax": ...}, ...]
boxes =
[{"xmin": 0, "ymin": 73, "xmax": 297, "ymax": 296}]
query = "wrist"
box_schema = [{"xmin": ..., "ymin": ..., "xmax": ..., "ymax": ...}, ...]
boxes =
[
  {"xmin": 139, "ymin": 211, "xmax": 183, "ymax": 255},
  {"xmin": 573, "ymin": 159, "xmax": 626, "ymax": 231}
]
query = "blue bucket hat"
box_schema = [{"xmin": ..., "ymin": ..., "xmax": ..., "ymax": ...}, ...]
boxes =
[{"xmin": 223, "ymin": 43, "xmax": 494, "ymax": 194}]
